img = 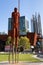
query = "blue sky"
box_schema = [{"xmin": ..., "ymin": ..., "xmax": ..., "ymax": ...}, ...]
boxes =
[{"xmin": 0, "ymin": 0, "xmax": 43, "ymax": 34}]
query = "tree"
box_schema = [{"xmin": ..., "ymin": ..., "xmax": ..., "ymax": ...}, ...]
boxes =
[
  {"xmin": 6, "ymin": 36, "xmax": 12, "ymax": 45},
  {"xmin": 5, "ymin": 36, "xmax": 12, "ymax": 63},
  {"xmin": 18, "ymin": 36, "xmax": 30, "ymax": 51}
]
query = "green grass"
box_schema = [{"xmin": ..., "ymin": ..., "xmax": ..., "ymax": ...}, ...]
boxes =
[
  {"xmin": 0, "ymin": 53, "xmax": 42, "ymax": 62},
  {"xmin": 19, "ymin": 53, "xmax": 41, "ymax": 62}
]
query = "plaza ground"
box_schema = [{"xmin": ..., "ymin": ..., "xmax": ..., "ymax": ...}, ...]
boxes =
[{"xmin": 0, "ymin": 62, "xmax": 43, "ymax": 65}]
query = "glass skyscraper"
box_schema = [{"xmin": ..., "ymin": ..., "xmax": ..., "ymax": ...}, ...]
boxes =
[
  {"xmin": 38, "ymin": 14, "xmax": 42, "ymax": 35},
  {"xmin": 19, "ymin": 16, "xmax": 29, "ymax": 35},
  {"xmin": 31, "ymin": 14, "xmax": 38, "ymax": 33},
  {"xmin": 8, "ymin": 18, "xmax": 13, "ymax": 31},
  {"xmin": 31, "ymin": 13, "xmax": 42, "ymax": 35}
]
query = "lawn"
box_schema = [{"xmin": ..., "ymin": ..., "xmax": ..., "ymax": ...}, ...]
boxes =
[{"xmin": 0, "ymin": 53, "xmax": 42, "ymax": 62}]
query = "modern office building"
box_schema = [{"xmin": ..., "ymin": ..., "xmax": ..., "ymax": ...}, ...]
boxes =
[
  {"xmin": 8, "ymin": 18, "xmax": 13, "ymax": 31},
  {"xmin": 8, "ymin": 18, "xmax": 13, "ymax": 37},
  {"xmin": 31, "ymin": 13, "xmax": 42, "ymax": 35},
  {"xmin": 38, "ymin": 14, "xmax": 42, "ymax": 35},
  {"xmin": 31, "ymin": 14, "xmax": 38, "ymax": 33},
  {"xmin": 19, "ymin": 16, "xmax": 29, "ymax": 35}
]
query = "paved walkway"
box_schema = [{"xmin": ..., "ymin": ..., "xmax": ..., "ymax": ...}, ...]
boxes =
[
  {"xmin": 33, "ymin": 55, "xmax": 43, "ymax": 61},
  {"xmin": 0, "ymin": 62, "xmax": 43, "ymax": 65}
]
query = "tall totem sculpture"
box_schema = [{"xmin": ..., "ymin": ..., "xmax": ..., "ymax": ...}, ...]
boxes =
[{"xmin": 12, "ymin": 8, "xmax": 20, "ymax": 63}]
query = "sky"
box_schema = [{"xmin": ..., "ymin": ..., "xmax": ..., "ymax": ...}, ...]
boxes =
[{"xmin": 0, "ymin": 0, "xmax": 43, "ymax": 34}]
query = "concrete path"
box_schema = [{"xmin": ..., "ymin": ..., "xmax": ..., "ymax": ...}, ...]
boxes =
[
  {"xmin": 0, "ymin": 62, "xmax": 43, "ymax": 65},
  {"xmin": 33, "ymin": 55, "xmax": 43, "ymax": 61}
]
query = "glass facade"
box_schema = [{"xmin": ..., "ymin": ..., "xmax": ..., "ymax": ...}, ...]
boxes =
[
  {"xmin": 19, "ymin": 16, "xmax": 29, "ymax": 35},
  {"xmin": 8, "ymin": 18, "xmax": 13, "ymax": 31},
  {"xmin": 25, "ymin": 19, "xmax": 29, "ymax": 32},
  {"xmin": 31, "ymin": 19, "xmax": 34, "ymax": 32},
  {"xmin": 31, "ymin": 14, "xmax": 42, "ymax": 35},
  {"xmin": 38, "ymin": 14, "xmax": 42, "ymax": 35},
  {"xmin": 31, "ymin": 14, "xmax": 38, "ymax": 33}
]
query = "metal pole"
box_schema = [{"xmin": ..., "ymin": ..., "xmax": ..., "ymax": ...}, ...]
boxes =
[
  {"xmin": 8, "ymin": 45, "xmax": 10, "ymax": 63},
  {"xmin": 12, "ymin": 43, "xmax": 14, "ymax": 64},
  {"xmin": 15, "ymin": 44, "xmax": 17, "ymax": 63},
  {"xmin": 15, "ymin": 32, "xmax": 17, "ymax": 63},
  {"xmin": 18, "ymin": 0, "xmax": 20, "ymax": 13}
]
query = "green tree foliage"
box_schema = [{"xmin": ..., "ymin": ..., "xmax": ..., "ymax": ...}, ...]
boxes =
[
  {"xmin": 18, "ymin": 36, "xmax": 30, "ymax": 50},
  {"xmin": 6, "ymin": 36, "xmax": 12, "ymax": 45}
]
